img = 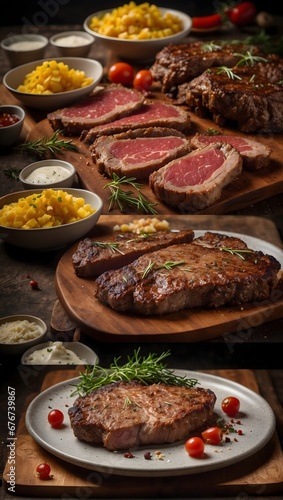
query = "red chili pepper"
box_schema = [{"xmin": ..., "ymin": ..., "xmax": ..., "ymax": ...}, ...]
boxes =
[{"xmin": 192, "ymin": 13, "xmax": 222, "ymax": 30}]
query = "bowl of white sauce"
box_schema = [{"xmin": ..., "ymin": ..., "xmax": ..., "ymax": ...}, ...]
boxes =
[
  {"xmin": 19, "ymin": 159, "xmax": 76, "ymax": 189},
  {"xmin": 1, "ymin": 34, "xmax": 49, "ymax": 67},
  {"xmin": 21, "ymin": 341, "xmax": 99, "ymax": 365},
  {"xmin": 49, "ymin": 31, "xmax": 94, "ymax": 57},
  {"xmin": 0, "ymin": 315, "xmax": 47, "ymax": 355}
]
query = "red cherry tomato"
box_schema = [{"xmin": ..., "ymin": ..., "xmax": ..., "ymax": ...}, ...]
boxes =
[
  {"xmin": 184, "ymin": 436, "xmax": 205, "ymax": 457},
  {"xmin": 201, "ymin": 426, "xmax": 223, "ymax": 445},
  {"xmin": 36, "ymin": 463, "xmax": 51, "ymax": 480},
  {"xmin": 133, "ymin": 69, "xmax": 153, "ymax": 92},
  {"xmin": 192, "ymin": 13, "xmax": 222, "ymax": 30},
  {"xmin": 228, "ymin": 2, "xmax": 257, "ymax": 26},
  {"xmin": 48, "ymin": 409, "xmax": 64, "ymax": 428},
  {"xmin": 221, "ymin": 396, "xmax": 240, "ymax": 417},
  {"xmin": 108, "ymin": 62, "xmax": 135, "ymax": 86}
]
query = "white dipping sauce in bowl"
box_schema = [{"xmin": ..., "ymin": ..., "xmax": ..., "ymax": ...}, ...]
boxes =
[{"xmin": 25, "ymin": 165, "xmax": 72, "ymax": 185}]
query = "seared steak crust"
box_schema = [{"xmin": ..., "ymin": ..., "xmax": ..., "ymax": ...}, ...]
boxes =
[
  {"xmin": 68, "ymin": 381, "xmax": 216, "ymax": 451},
  {"xmin": 94, "ymin": 232, "xmax": 281, "ymax": 315},
  {"xmin": 72, "ymin": 229, "xmax": 194, "ymax": 278}
]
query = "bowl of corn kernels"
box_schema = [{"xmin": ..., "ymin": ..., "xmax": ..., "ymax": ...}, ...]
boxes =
[
  {"xmin": 0, "ymin": 188, "xmax": 103, "ymax": 250},
  {"xmin": 83, "ymin": 3, "xmax": 192, "ymax": 61},
  {"xmin": 3, "ymin": 57, "xmax": 103, "ymax": 110}
]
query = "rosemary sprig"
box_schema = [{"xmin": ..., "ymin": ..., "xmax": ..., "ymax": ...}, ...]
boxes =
[
  {"xmin": 103, "ymin": 173, "xmax": 158, "ymax": 214},
  {"xmin": 213, "ymin": 66, "xmax": 242, "ymax": 80},
  {"xmin": 72, "ymin": 349, "xmax": 198, "ymax": 396},
  {"xmin": 3, "ymin": 168, "xmax": 22, "ymax": 181},
  {"xmin": 15, "ymin": 129, "xmax": 79, "ymax": 157},
  {"xmin": 91, "ymin": 241, "xmax": 125, "ymax": 254},
  {"xmin": 140, "ymin": 260, "xmax": 185, "ymax": 279},
  {"xmin": 234, "ymin": 51, "xmax": 268, "ymax": 67},
  {"xmin": 220, "ymin": 247, "xmax": 253, "ymax": 260}
]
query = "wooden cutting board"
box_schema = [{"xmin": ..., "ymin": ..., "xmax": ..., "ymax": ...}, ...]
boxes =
[
  {"xmin": 3, "ymin": 368, "xmax": 283, "ymax": 497},
  {"xmin": 2, "ymin": 83, "xmax": 283, "ymax": 215},
  {"xmin": 54, "ymin": 214, "xmax": 283, "ymax": 342}
]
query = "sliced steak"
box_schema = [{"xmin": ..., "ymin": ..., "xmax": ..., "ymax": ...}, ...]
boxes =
[
  {"xmin": 150, "ymin": 41, "xmax": 262, "ymax": 95},
  {"xmin": 149, "ymin": 142, "xmax": 242, "ymax": 213},
  {"xmin": 190, "ymin": 133, "xmax": 271, "ymax": 170},
  {"xmin": 72, "ymin": 229, "xmax": 194, "ymax": 278},
  {"xmin": 47, "ymin": 84, "xmax": 145, "ymax": 135},
  {"xmin": 95, "ymin": 232, "xmax": 281, "ymax": 315},
  {"xmin": 90, "ymin": 127, "xmax": 191, "ymax": 179},
  {"xmin": 68, "ymin": 381, "xmax": 216, "ymax": 450},
  {"xmin": 184, "ymin": 62, "xmax": 283, "ymax": 133},
  {"xmin": 81, "ymin": 101, "xmax": 190, "ymax": 144}
]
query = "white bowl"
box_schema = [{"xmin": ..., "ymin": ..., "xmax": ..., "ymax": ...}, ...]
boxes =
[
  {"xmin": 49, "ymin": 30, "xmax": 94, "ymax": 57},
  {"xmin": 3, "ymin": 57, "xmax": 103, "ymax": 110},
  {"xmin": 83, "ymin": 8, "xmax": 192, "ymax": 60},
  {"xmin": 19, "ymin": 159, "xmax": 76, "ymax": 189},
  {"xmin": 21, "ymin": 341, "xmax": 99, "ymax": 365},
  {"xmin": 1, "ymin": 34, "xmax": 48, "ymax": 68},
  {"xmin": 0, "ymin": 315, "xmax": 47, "ymax": 356},
  {"xmin": 0, "ymin": 105, "xmax": 25, "ymax": 147},
  {"xmin": 0, "ymin": 188, "xmax": 103, "ymax": 250}
]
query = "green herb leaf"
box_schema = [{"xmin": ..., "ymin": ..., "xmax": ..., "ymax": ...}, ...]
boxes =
[
  {"xmin": 15, "ymin": 129, "xmax": 79, "ymax": 157},
  {"xmin": 103, "ymin": 173, "xmax": 158, "ymax": 214}
]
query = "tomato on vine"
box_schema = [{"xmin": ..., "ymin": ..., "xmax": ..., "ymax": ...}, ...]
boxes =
[
  {"xmin": 227, "ymin": 2, "xmax": 257, "ymax": 26},
  {"xmin": 184, "ymin": 436, "xmax": 205, "ymax": 457},
  {"xmin": 221, "ymin": 396, "xmax": 240, "ymax": 417},
  {"xmin": 108, "ymin": 62, "xmax": 135, "ymax": 86},
  {"xmin": 36, "ymin": 463, "xmax": 51, "ymax": 480},
  {"xmin": 133, "ymin": 69, "xmax": 153, "ymax": 92},
  {"xmin": 48, "ymin": 409, "xmax": 64, "ymax": 428},
  {"xmin": 201, "ymin": 426, "xmax": 223, "ymax": 445}
]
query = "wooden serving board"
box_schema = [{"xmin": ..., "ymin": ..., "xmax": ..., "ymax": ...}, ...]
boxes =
[
  {"xmin": 3, "ymin": 368, "xmax": 283, "ymax": 497},
  {"xmin": 8, "ymin": 83, "xmax": 283, "ymax": 216},
  {"xmin": 55, "ymin": 214, "xmax": 283, "ymax": 342}
]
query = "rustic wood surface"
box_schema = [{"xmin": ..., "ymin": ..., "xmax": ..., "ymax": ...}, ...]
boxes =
[{"xmin": 3, "ymin": 368, "xmax": 283, "ymax": 497}]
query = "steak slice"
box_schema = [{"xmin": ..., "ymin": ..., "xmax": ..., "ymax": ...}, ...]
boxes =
[
  {"xmin": 68, "ymin": 381, "xmax": 216, "ymax": 451},
  {"xmin": 190, "ymin": 133, "xmax": 271, "ymax": 171},
  {"xmin": 81, "ymin": 101, "xmax": 190, "ymax": 144},
  {"xmin": 149, "ymin": 142, "xmax": 242, "ymax": 213},
  {"xmin": 47, "ymin": 84, "xmax": 145, "ymax": 135},
  {"xmin": 90, "ymin": 127, "xmax": 191, "ymax": 179},
  {"xmin": 94, "ymin": 232, "xmax": 281, "ymax": 315},
  {"xmin": 72, "ymin": 229, "xmax": 194, "ymax": 278},
  {"xmin": 150, "ymin": 41, "xmax": 262, "ymax": 95},
  {"xmin": 184, "ymin": 62, "xmax": 283, "ymax": 133}
]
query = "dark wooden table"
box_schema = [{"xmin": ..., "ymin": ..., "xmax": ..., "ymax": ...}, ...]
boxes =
[{"xmin": 1, "ymin": 22, "xmax": 283, "ymax": 500}]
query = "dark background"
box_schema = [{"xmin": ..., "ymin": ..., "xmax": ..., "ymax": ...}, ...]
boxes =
[{"xmin": 0, "ymin": 1, "xmax": 281, "ymax": 28}]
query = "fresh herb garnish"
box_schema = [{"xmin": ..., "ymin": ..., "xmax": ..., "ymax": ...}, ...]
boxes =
[
  {"xmin": 3, "ymin": 168, "xmax": 22, "ymax": 181},
  {"xmin": 220, "ymin": 247, "xmax": 253, "ymax": 260},
  {"xmin": 234, "ymin": 51, "xmax": 268, "ymax": 67},
  {"xmin": 140, "ymin": 260, "xmax": 185, "ymax": 279},
  {"xmin": 72, "ymin": 349, "xmax": 198, "ymax": 396},
  {"xmin": 103, "ymin": 173, "xmax": 158, "ymax": 214},
  {"xmin": 212, "ymin": 66, "xmax": 242, "ymax": 80},
  {"xmin": 91, "ymin": 241, "xmax": 125, "ymax": 254},
  {"xmin": 15, "ymin": 129, "xmax": 79, "ymax": 157}
]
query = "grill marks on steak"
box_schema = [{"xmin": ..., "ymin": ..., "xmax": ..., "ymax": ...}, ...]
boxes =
[
  {"xmin": 190, "ymin": 133, "xmax": 271, "ymax": 170},
  {"xmin": 47, "ymin": 84, "xmax": 145, "ymax": 135},
  {"xmin": 90, "ymin": 127, "xmax": 191, "ymax": 179},
  {"xmin": 81, "ymin": 100, "xmax": 190, "ymax": 144},
  {"xmin": 149, "ymin": 142, "xmax": 242, "ymax": 212},
  {"xmin": 94, "ymin": 232, "xmax": 281, "ymax": 316},
  {"xmin": 68, "ymin": 381, "xmax": 216, "ymax": 450},
  {"xmin": 72, "ymin": 229, "xmax": 194, "ymax": 278}
]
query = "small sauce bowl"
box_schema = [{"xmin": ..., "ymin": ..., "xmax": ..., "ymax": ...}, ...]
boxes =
[
  {"xmin": 19, "ymin": 159, "xmax": 76, "ymax": 189},
  {"xmin": 50, "ymin": 31, "xmax": 94, "ymax": 57},
  {"xmin": 1, "ymin": 34, "xmax": 48, "ymax": 67},
  {"xmin": 0, "ymin": 105, "xmax": 25, "ymax": 147}
]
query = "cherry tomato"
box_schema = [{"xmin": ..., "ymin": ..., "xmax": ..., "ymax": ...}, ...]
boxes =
[
  {"xmin": 108, "ymin": 62, "xmax": 135, "ymax": 86},
  {"xmin": 133, "ymin": 69, "xmax": 153, "ymax": 92},
  {"xmin": 201, "ymin": 426, "xmax": 223, "ymax": 445},
  {"xmin": 36, "ymin": 463, "xmax": 51, "ymax": 480},
  {"xmin": 192, "ymin": 13, "xmax": 222, "ymax": 30},
  {"xmin": 228, "ymin": 2, "xmax": 257, "ymax": 26},
  {"xmin": 184, "ymin": 436, "xmax": 205, "ymax": 458},
  {"xmin": 221, "ymin": 396, "xmax": 240, "ymax": 417},
  {"xmin": 48, "ymin": 409, "xmax": 64, "ymax": 428}
]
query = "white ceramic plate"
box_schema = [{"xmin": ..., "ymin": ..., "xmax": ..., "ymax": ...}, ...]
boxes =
[
  {"xmin": 25, "ymin": 370, "xmax": 275, "ymax": 477},
  {"xmin": 21, "ymin": 341, "xmax": 99, "ymax": 365}
]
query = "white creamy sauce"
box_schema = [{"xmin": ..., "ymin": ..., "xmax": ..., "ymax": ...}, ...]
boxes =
[
  {"xmin": 8, "ymin": 40, "xmax": 46, "ymax": 51},
  {"xmin": 25, "ymin": 166, "xmax": 71, "ymax": 184},
  {"xmin": 55, "ymin": 35, "xmax": 90, "ymax": 47},
  {"xmin": 24, "ymin": 341, "xmax": 87, "ymax": 365}
]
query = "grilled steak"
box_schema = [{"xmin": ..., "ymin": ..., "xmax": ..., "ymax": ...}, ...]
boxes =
[
  {"xmin": 190, "ymin": 133, "xmax": 271, "ymax": 170},
  {"xmin": 94, "ymin": 232, "xmax": 281, "ymax": 315},
  {"xmin": 47, "ymin": 84, "xmax": 145, "ymax": 135},
  {"xmin": 72, "ymin": 229, "xmax": 194, "ymax": 278},
  {"xmin": 81, "ymin": 100, "xmax": 190, "ymax": 144},
  {"xmin": 68, "ymin": 381, "xmax": 216, "ymax": 450},
  {"xmin": 149, "ymin": 142, "xmax": 242, "ymax": 213},
  {"xmin": 183, "ymin": 62, "xmax": 283, "ymax": 133},
  {"xmin": 90, "ymin": 127, "xmax": 191, "ymax": 179},
  {"xmin": 150, "ymin": 41, "xmax": 262, "ymax": 95}
]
